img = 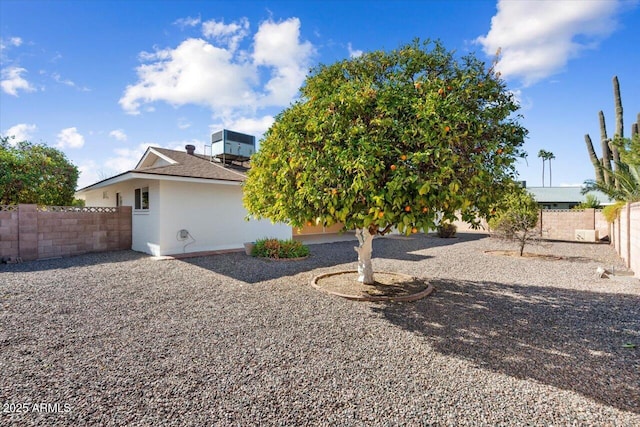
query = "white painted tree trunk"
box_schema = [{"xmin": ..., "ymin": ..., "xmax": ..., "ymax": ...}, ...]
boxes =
[{"xmin": 354, "ymin": 227, "xmax": 375, "ymax": 284}]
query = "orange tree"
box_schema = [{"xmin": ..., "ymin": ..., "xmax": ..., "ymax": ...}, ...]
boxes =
[{"xmin": 243, "ymin": 40, "xmax": 527, "ymax": 284}]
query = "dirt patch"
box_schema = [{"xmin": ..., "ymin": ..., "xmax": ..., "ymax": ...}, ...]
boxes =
[{"xmin": 312, "ymin": 270, "xmax": 434, "ymax": 302}]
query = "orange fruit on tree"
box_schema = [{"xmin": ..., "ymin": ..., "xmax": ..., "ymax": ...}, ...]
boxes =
[
  {"xmin": 444, "ymin": 126, "xmax": 450, "ymax": 133},
  {"xmin": 378, "ymin": 212, "xmax": 384, "ymax": 219},
  {"xmin": 422, "ymin": 207, "xmax": 428, "ymax": 213},
  {"xmin": 400, "ymin": 154, "xmax": 407, "ymax": 161},
  {"xmin": 497, "ymin": 148, "xmax": 503, "ymax": 154},
  {"xmin": 438, "ymin": 88, "xmax": 444, "ymax": 95},
  {"xmin": 405, "ymin": 205, "xmax": 411, "ymax": 212},
  {"xmin": 390, "ymin": 164, "xmax": 397, "ymax": 171},
  {"xmin": 411, "ymin": 227, "xmax": 418, "ymax": 234}
]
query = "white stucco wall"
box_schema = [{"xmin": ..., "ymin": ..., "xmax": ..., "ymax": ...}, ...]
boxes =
[
  {"xmin": 79, "ymin": 178, "xmax": 291, "ymax": 256},
  {"xmin": 157, "ymin": 180, "xmax": 291, "ymax": 255},
  {"xmin": 78, "ymin": 179, "xmax": 162, "ymax": 255}
]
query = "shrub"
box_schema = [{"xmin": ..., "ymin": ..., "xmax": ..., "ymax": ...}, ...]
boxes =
[
  {"xmin": 602, "ymin": 200, "xmax": 626, "ymax": 223},
  {"xmin": 436, "ymin": 222, "xmax": 457, "ymax": 238},
  {"xmin": 573, "ymin": 194, "xmax": 601, "ymax": 209},
  {"xmin": 252, "ymin": 238, "xmax": 310, "ymax": 259}
]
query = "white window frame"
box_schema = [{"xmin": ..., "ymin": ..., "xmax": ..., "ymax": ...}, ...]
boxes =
[{"xmin": 134, "ymin": 187, "xmax": 149, "ymax": 211}]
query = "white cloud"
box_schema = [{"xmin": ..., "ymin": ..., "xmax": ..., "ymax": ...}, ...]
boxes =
[
  {"xmin": 177, "ymin": 118, "xmax": 192, "ymax": 129},
  {"xmin": 211, "ymin": 115, "xmax": 275, "ymax": 140},
  {"xmin": 109, "ymin": 129, "xmax": 128, "ymax": 141},
  {"xmin": 0, "ymin": 36, "xmax": 22, "ymax": 50},
  {"xmin": 3, "ymin": 123, "xmax": 37, "ymax": 143},
  {"xmin": 103, "ymin": 143, "xmax": 153, "ymax": 174},
  {"xmin": 253, "ymin": 18, "xmax": 315, "ymax": 106},
  {"xmin": 119, "ymin": 38, "xmax": 257, "ymax": 115},
  {"xmin": 167, "ymin": 138, "xmax": 207, "ymax": 153},
  {"xmin": 1, "ymin": 66, "xmax": 36, "ymax": 96},
  {"xmin": 348, "ymin": 43, "xmax": 363, "ymax": 58},
  {"xmin": 174, "ymin": 16, "xmax": 201, "ymax": 28},
  {"xmin": 56, "ymin": 127, "xmax": 85, "ymax": 149},
  {"xmin": 202, "ymin": 17, "xmax": 250, "ymax": 52},
  {"xmin": 119, "ymin": 17, "xmax": 314, "ymax": 122},
  {"xmin": 476, "ymin": 0, "xmax": 623, "ymax": 86},
  {"xmin": 51, "ymin": 72, "xmax": 90, "ymax": 91}
]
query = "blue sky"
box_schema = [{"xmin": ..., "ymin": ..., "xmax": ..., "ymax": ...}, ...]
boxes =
[{"xmin": 1, "ymin": 0, "xmax": 639, "ymax": 189}]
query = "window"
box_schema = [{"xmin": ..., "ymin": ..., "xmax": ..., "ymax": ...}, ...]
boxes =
[
  {"xmin": 116, "ymin": 192, "xmax": 122, "ymax": 207},
  {"xmin": 134, "ymin": 187, "xmax": 149, "ymax": 210}
]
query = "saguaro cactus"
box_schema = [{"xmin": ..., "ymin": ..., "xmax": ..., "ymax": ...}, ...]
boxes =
[{"xmin": 584, "ymin": 76, "xmax": 625, "ymax": 187}]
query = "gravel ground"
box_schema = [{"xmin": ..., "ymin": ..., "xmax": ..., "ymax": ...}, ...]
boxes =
[{"xmin": 1, "ymin": 233, "xmax": 639, "ymax": 426}]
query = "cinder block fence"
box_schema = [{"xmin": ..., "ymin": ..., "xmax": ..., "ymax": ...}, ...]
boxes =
[{"xmin": 0, "ymin": 204, "xmax": 131, "ymax": 261}]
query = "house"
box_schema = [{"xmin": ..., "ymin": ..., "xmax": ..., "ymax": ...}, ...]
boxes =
[
  {"xmin": 526, "ymin": 186, "xmax": 613, "ymax": 210},
  {"xmin": 75, "ymin": 140, "xmax": 292, "ymax": 256}
]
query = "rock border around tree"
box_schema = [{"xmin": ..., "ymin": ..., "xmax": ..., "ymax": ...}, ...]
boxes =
[{"xmin": 311, "ymin": 270, "xmax": 434, "ymax": 302}]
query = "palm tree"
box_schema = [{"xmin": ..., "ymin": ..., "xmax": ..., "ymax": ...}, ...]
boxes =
[
  {"xmin": 538, "ymin": 150, "xmax": 547, "ymax": 187},
  {"xmin": 538, "ymin": 150, "xmax": 555, "ymax": 187},
  {"xmin": 547, "ymin": 152, "xmax": 556, "ymax": 186}
]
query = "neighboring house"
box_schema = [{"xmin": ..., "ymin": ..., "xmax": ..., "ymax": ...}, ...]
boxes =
[
  {"xmin": 75, "ymin": 143, "xmax": 292, "ymax": 256},
  {"xmin": 526, "ymin": 186, "xmax": 613, "ymax": 210}
]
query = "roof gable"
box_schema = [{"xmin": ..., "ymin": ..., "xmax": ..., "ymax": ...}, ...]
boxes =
[{"xmin": 135, "ymin": 147, "xmax": 179, "ymax": 169}]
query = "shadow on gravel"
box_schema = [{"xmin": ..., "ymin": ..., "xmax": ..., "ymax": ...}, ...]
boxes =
[
  {"xmin": 180, "ymin": 233, "xmax": 486, "ymax": 284},
  {"xmin": 0, "ymin": 250, "xmax": 146, "ymax": 273},
  {"xmin": 372, "ymin": 279, "xmax": 640, "ymax": 414}
]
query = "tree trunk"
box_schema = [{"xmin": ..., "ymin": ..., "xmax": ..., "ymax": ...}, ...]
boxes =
[
  {"xmin": 541, "ymin": 159, "xmax": 545, "ymax": 187},
  {"xmin": 354, "ymin": 227, "xmax": 375, "ymax": 284}
]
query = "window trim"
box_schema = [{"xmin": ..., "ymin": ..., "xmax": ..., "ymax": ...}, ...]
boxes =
[{"xmin": 134, "ymin": 186, "xmax": 149, "ymax": 211}]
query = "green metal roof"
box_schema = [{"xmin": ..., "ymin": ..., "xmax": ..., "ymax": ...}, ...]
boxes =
[{"xmin": 526, "ymin": 186, "xmax": 614, "ymax": 205}]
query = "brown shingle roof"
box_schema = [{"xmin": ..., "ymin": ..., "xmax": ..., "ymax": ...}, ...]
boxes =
[{"xmin": 135, "ymin": 147, "xmax": 248, "ymax": 182}]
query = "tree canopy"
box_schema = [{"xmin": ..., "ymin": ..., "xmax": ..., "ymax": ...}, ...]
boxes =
[
  {"xmin": 243, "ymin": 39, "xmax": 527, "ymax": 283},
  {"xmin": 245, "ymin": 40, "xmax": 526, "ymax": 231},
  {"xmin": 1, "ymin": 136, "xmax": 79, "ymax": 205}
]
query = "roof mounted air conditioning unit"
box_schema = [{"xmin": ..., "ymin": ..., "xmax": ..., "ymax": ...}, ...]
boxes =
[{"xmin": 210, "ymin": 129, "xmax": 255, "ymax": 164}]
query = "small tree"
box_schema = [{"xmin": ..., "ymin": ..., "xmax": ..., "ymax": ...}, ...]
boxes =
[
  {"xmin": 244, "ymin": 40, "xmax": 527, "ymax": 284},
  {"xmin": 1, "ymin": 137, "xmax": 79, "ymax": 205},
  {"xmin": 573, "ymin": 194, "xmax": 600, "ymax": 209},
  {"xmin": 489, "ymin": 189, "xmax": 540, "ymax": 256}
]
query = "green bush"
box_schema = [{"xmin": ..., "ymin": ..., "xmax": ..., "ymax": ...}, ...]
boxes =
[
  {"xmin": 602, "ymin": 200, "xmax": 626, "ymax": 223},
  {"xmin": 252, "ymin": 238, "xmax": 310, "ymax": 259},
  {"xmin": 573, "ymin": 194, "xmax": 601, "ymax": 209}
]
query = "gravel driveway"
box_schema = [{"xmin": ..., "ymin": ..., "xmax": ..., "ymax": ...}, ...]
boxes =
[{"xmin": 1, "ymin": 233, "xmax": 639, "ymax": 426}]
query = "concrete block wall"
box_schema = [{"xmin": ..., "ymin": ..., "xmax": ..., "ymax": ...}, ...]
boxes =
[
  {"xmin": 614, "ymin": 202, "xmax": 639, "ymax": 277},
  {"xmin": 0, "ymin": 204, "xmax": 132, "ymax": 261},
  {"xmin": 0, "ymin": 205, "xmax": 19, "ymax": 258},
  {"xmin": 453, "ymin": 209, "xmax": 608, "ymax": 242},
  {"xmin": 538, "ymin": 209, "xmax": 608, "ymax": 241}
]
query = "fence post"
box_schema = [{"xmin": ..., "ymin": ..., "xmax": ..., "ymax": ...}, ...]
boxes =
[{"xmin": 626, "ymin": 202, "xmax": 631, "ymax": 268}]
